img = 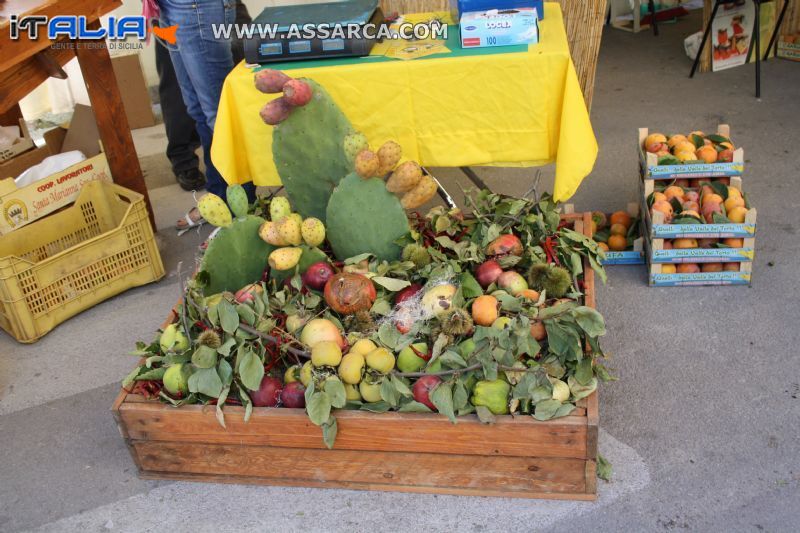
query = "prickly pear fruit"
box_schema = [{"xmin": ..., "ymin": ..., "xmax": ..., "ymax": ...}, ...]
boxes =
[
  {"xmin": 386, "ymin": 161, "xmax": 423, "ymax": 193},
  {"xmin": 301, "ymin": 217, "xmax": 326, "ymax": 247},
  {"xmin": 259, "ymin": 221, "xmax": 287, "ymax": 246},
  {"xmin": 377, "ymin": 141, "xmax": 402, "ymax": 176},
  {"xmin": 226, "ymin": 184, "xmax": 248, "ymax": 218},
  {"xmin": 282, "ymin": 79, "xmax": 313, "ymax": 106},
  {"xmin": 197, "ymin": 193, "xmax": 232, "ymax": 227},
  {"xmin": 268, "ymin": 247, "xmax": 303, "ymax": 271},
  {"xmin": 288, "ymin": 213, "xmax": 303, "ymax": 226},
  {"xmin": 275, "ymin": 216, "xmax": 302, "ymax": 246},
  {"xmin": 269, "ymin": 197, "xmax": 292, "ymax": 221},
  {"xmin": 260, "ymin": 97, "xmax": 292, "ymax": 125},
  {"xmin": 254, "ymin": 69, "xmax": 291, "ymax": 93},
  {"xmin": 355, "ymin": 150, "xmax": 380, "ymax": 179},
  {"xmin": 401, "ymin": 174, "xmax": 438, "ymax": 209},
  {"xmin": 343, "ymin": 131, "xmax": 369, "ymax": 162}
]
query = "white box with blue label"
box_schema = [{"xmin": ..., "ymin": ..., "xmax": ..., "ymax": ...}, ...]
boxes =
[
  {"xmin": 460, "ymin": 7, "xmax": 539, "ymax": 49},
  {"xmin": 450, "ymin": 0, "xmax": 544, "ymax": 21}
]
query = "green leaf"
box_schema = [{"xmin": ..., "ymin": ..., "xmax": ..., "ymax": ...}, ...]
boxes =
[
  {"xmin": 555, "ymin": 403, "xmax": 576, "ymax": 418},
  {"xmin": 188, "ymin": 367, "xmax": 223, "ymax": 398},
  {"xmin": 712, "ymin": 211, "xmax": 731, "ymax": 224},
  {"xmin": 475, "ymin": 405, "xmax": 496, "ymax": 424},
  {"xmin": 706, "ymin": 133, "xmax": 729, "ymax": 144},
  {"xmin": 430, "ymin": 382, "xmax": 456, "ymax": 423},
  {"xmin": 380, "ymin": 377, "xmax": 401, "ymax": 407},
  {"xmin": 533, "ymin": 399, "xmax": 561, "ymax": 421},
  {"xmin": 359, "ymin": 400, "xmax": 391, "ymax": 413},
  {"xmin": 236, "ymin": 304, "xmax": 256, "ymax": 326},
  {"xmin": 597, "ymin": 453, "xmax": 612, "ymax": 482},
  {"xmin": 215, "ymin": 386, "xmax": 229, "ymax": 428},
  {"xmin": 459, "ymin": 271, "xmax": 483, "ymax": 298},
  {"xmin": 452, "ymin": 380, "xmax": 469, "ymax": 410},
  {"xmin": 239, "ymin": 389, "xmax": 253, "ymax": 422},
  {"xmin": 191, "ymin": 345, "xmax": 218, "ymax": 369},
  {"xmin": 321, "ymin": 417, "xmax": 338, "ymax": 449},
  {"xmin": 372, "ymin": 276, "xmax": 410, "ymax": 292},
  {"xmin": 218, "ymin": 300, "xmax": 240, "ymax": 335},
  {"xmin": 135, "ymin": 367, "xmax": 166, "ymax": 381},
  {"xmin": 575, "ymin": 358, "xmax": 593, "ymax": 386},
  {"xmin": 568, "ymin": 375, "xmax": 598, "ymax": 400},
  {"xmin": 690, "ymin": 133, "xmax": 705, "ymax": 149},
  {"xmin": 121, "ymin": 367, "xmax": 140, "ymax": 389},
  {"xmin": 217, "ymin": 358, "xmax": 233, "ymax": 386},
  {"xmin": 390, "ymin": 375, "xmax": 413, "ymax": 397},
  {"xmin": 438, "ymin": 350, "xmax": 467, "ymax": 368},
  {"xmin": 398, "ymin": 400, "xmax": 432, "ymax": 413},
  {"xmin": 238, "ymin": 349, "xmax": 264, "ymax": 391},
  {"xmin": 378, "ymin": 321, "xmax": 401, "ymax": 350},
  {"xmin": 217, "ymin": 337, "xmax": 236, "ymax": 357},
  {"xmin": 324, "ymin": 378, "xmax": 346, "ymax": 408},
  {"xmin": 573, "ymin": 306, "xmax": 606, "ymax": 337},
  {"xmin": 306, "ymin": 391, "xmax": 332, "ymax": 426}
]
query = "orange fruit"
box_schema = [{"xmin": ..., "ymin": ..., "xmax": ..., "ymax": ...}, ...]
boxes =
[
  {"xmin": 689, "ymin": 130, "xmax": 705, "ymax": 138},
  {"xmin": 722, "ymin": 238, "xmax": 743, "ymax": 248},
  {"xmin": 664, "ymin": 186, "xmax": 685, "ymax": 201},
  {"xmin": 598, "ymin": 242, "xmax": 609, "ymax": 252},
  {"xmin": 608, "ymin": 235, "xmax": 628, "ymax": 251},
  {"xmin": 673, "ymin": 238, "xmax": 698, "ymax": 249},
  {"xmin": 610, "ymin": 223, "xmax": 627, "ymax": 236},
  {"xmin": 723, "ymin": 263, "xmax": 741, "ymax": 272},
  {"xmin": 728, "ymin": 206, "xmax": 748, "ymax": 223},
  {"xmin": 663, "ymin": 240, "xmax": 673, "ymax": 250},
  {"xmin": 701, "ymin": 193, "xmax": 724, "ymax": 206},
  {"xmin": 651, "ymin": 200, "xmax": 674, "ymax": 222},
  {"xmin": 519, "ymin": 289, "xmax": 540, "ymax": 300},
  {"xmin": 652, "ymin": 192, "xmax": 668, "ymax": 203},
  {"xmin": 701, "ymin": 262, "xmax": 723, "ymax": 272},
  {"xmin": 609, "ymin": 211, "xmax": 632, "ymax": 229},
  {"xmin": 661, "ymin": 264, "xmax": 677, "ymax": 274},
  {"xmin": 677, "ymin": 263, "xmax": 700, "ymax": 274},
  {"xmin": 727, "ymin": 187, "xmax": 743, "ymax": 199},
  {"xmin": 696, "ymin": 145, "xmax": 718, "ymax": 164},
  {"xmin": 667, "ymin": 135, "xmax": 688, "ymax": 149},
  {"xmin": 682, "ymin": 201, "xmax": 700, "ymax": 213},
  {"xmin": 673, "ymin": 141, "xmax": 697, "ymax": 154},
  {"xmin": 724, "ymin": 196, "xmax": 745, "ymax": 211},
  {"xmin": 675, "ymin": 151, "xmax": 698, "ymax": 162}
]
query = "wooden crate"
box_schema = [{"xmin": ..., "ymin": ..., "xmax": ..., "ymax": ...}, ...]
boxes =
[
  {"xmin": 112, "ymin": 213, "xmax": 600, "ymax": 500},
  {"xmin": 638, "ymin": 125, "xmax": 744, "ymax": 180}
]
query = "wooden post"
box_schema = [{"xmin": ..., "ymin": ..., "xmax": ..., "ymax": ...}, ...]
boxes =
[{"xmin": 74, "ymin": 21, "xmax": 155, "ymax": 230}]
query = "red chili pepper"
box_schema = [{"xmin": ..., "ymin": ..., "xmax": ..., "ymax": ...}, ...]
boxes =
[{"xmin": 410, "ymin": 344, "xmax": 432, "ymax": 361}]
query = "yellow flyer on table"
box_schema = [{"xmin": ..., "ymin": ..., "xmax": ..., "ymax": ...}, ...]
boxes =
[{"xmin": 375, "ymin": 12, "xmax": 452, "ymax": 60}]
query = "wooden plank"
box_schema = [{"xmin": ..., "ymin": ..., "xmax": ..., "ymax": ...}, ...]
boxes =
[
  {"xmin": 73, "ymin": 24, "xmax": 155, "ymax": 229},
  {"xmin": 119, "ymin": 403, "xmax": 591, "ymax": 459},
  {"xmin": 133, "ymin": 440, "xmax": 589, "ymax": 497},
  {"xmin": 0, "ymin": 44, "xmax": 74, "ymax": 113}
]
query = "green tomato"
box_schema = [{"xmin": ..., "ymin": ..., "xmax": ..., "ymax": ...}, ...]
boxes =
[{"xmin": 471, "ymin": 379, "xmax": 511, "ymax": 415}]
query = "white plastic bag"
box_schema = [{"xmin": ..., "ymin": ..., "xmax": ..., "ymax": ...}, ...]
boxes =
[{"xmin": 15, "ymin": 150, "xmax": 86, "ymax": 187}]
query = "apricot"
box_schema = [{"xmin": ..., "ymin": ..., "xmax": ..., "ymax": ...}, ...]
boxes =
[
  {"xmin": 696, "ymin": 145, "xmax": 718, "ymax": 164},
  {"xmin": 661, "ymin": 264, "xmax": 677, "ymax": 274},
  {"xmin": 673, "ymin": 238, "xmax": 698, "ymax": 249},
  {"xmin": 471, "ymin": 295, "xmax": 499, "ymax": 326},
  {"xmin": 598, "ymin": 242, "xmax": 609, "ymax": 252},
  {"xmin": 608, "ymin": 235, "xmax": 628, "ymax": 251},
  {"xmin": 719, "ymin": 141, "xmax": 734, "ymax": 150},
  {"xmin": 520, "ymin": 289, "xmax": 540, "ymax": 300},
  {"xmin": 644, "ymin": 133, "xmax": 668, "ymax": 153},
  {"xmin": 675, "ymin": 151, "xmax": 698, "ymax": 162},
  {"xmin": 664, "ymin": 186, "xmax": 685, "ymax": 201},
  {"xmin": 610, "ymin": 223, "xmax": 627, "ymax": 236},
  {"xmin": 718, "ymin": 149, "xmax": 734, "ymax": 163},
  {"xmin": 701, "ymin": 193, "xmax": 724, "ymax": 206},
  {"xmin": 722, "ymin": 238, "xmax": 743, "ymax": 248},
  {"xmin": 530, "ymin": 320, "xmax": 547, "ymax": 341},
  {"xmin": 667, "ymin": 134, "xmax": 688, "ymax": 148},
  {"xmin": 698, "ymin": 238, "xmax": 718, "ymax": 248},
  {"xmin": 701, "ymin": 262, "xmax": 723, "ymax": 273},
  {"xmin": 724, "ymin": 196, "xmax": 745, "ymax": 211},
  {"xmin": 689, "ymin": 130, "xmax": 705, "ymax": 138},
  {"xmin": 652, "ymin": 200, "xmax": 674, "ymax": 222},
  {"xmin": 727, "ymin": 187, "xmax": 743, "ymax": 199},
  {"xmin": 674, "ymin": 141, "xmax": 697, "ymax": 154},
  {"xmin": 663, "ymin": 240, "xmax": 673, "ymax": 250},
  {"xmin": 609, "ymin": 211, "xmax": 632, "ymax": 229},
  {"xmin": 684, "ymin": 191, "xmax": 700, "ymax": 203},
  {"xmin": 652, "ymin": 192, "xmax": 668, "ymax": 203},
  {"xmin": 677, "ymin": 263, "xmax": 700, "ymax": 274},
  {"xmin": 723, "ymin": 262, "xmax": 741, "ymax": 272},
  {"xmin": 701, "ymin": 185, "xmax": 714, "ymax": 197},
  {"xmin": 728, "ymin": 206, "xmax": 748, "ymax": 223},
  {"xmin": 702, "ymin": 202, "xmax": 723, "ymax": 223},
  {"xmin": 682, "ymin": 201, "xmax": 700, "ymax": 213}
]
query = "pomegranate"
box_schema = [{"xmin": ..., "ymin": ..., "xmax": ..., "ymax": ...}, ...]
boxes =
[{"xmin": 323, "ymin": 272, "xmax": 376, "ymax": 315}]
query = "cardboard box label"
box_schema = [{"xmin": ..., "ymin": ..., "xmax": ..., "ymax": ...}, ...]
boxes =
[
  {"xmin": 651, "ymin": 222, "xmax": 755, "ymax": 239},
  {"xmin": 601, "ymin": 250, "xmax": 645, "ymax": 265},
  {"xmin": 0, "ymin": 153, "xmax": 112, "ymax": 235},
  {"xmin": 651, "ymin": 247, "xmax": 754, "ymax": 263},
  {"xmin": 777, "ymin": 40, "xmax": 800, "ymax": 61},
  {"xmin": 650, "ymin": 271, "xmax": 751, "ymax": 287}
]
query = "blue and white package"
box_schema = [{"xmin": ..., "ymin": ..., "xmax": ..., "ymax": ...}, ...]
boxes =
[
  {"xmin": 460, "ymin": 7, "xmax": 539, "ymax": 49},
  {"xmin": 449, "ymin": 0, "xmax": 544, "ymax": 21}
]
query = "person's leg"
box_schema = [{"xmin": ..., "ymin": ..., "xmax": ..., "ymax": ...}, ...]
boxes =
[
  {"xmin": 154, "ymin": 36, "xmax": 205, "ymax": 191},
  {"xmin": 230, "ymin": 1, "xmax": 252, "ymax": 65}
]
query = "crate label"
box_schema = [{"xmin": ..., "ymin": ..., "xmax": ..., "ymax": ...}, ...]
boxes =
[
  {"xmin": 601, "ymin": 251, "xmax": 645, "ymax": 265},
  {"xmin": 0, "ymin": 154, "xmax": 112, "ymax": 235},
  {"xmin": 652, "ymin": 222, "xmax": 755, "ymax": 239},
  {"xmin": 778, "ymin": 41, "xmax": 800, "ymax": 61},
  {"xmin": 652, "ymin": 247, "xmax": 754, "ymax": 263},
  {"xmin": 650, "ymin": 271, "xmax": 751, "ymax": 287}
]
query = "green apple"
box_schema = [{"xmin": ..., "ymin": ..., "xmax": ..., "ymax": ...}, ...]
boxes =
[
  {"xmin": 396, "ymin": 343, "xmax": 428, "ymax": 373},
  {"xmin": 163, "ymin": 363, "xmax": 192, "ymax": 396},
  {"xmin": 458, "ymin": 338, "xmax": 476, "ymax": 359}
]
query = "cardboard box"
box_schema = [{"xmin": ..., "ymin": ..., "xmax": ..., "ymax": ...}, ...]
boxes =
[
  {"xmin": 0, "ymin": 120, "xmax": 36, "ymax": 164},
  {"xmin": 460, "ymin": 8, "xmax": 539, "ymax": 49},
  {"xmin": 0, "ymin": 106, "xmax": 112, "ymax": 235},
  {"xmin": 111, "ymin": 54, "xmax": 156, "ymax": 130},
  {"xmin": 777, "ymin": 36, "xmax": 800, "ymax": 62},
  {"xmin": 645, "ymin": 236, "xmax": 752, "ymax": 287},
  {"xmin": 451, "ymin": 0, "xmax": 544, "ymax": 21},
  {"xmin": 638, "ymin": 125, "xmax": 744, "ymax": 180}
]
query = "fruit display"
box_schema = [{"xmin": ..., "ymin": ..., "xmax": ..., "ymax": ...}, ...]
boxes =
[
  {"xmin": 777, "ymin": 33, "xmax": 800, "ymax": 62},
  {"xmin": 589, "ymin": 204, "xmax": 644, "ymax": 265},
  {"xmin": 638, "ymin": 125, "xmax": 743, "ymax": 180},
  {"xmin": 122, "ymin": 190, "xmax": 611, "ymax": 448}
]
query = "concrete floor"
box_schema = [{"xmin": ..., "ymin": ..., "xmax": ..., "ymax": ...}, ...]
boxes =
[{"xmin": 2, "ymin": 11, "xmax": 800, "ymax": 532}]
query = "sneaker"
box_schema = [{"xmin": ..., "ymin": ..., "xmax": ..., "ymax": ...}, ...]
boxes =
[{"xmin": 176, "ymin": 168, "xmax": 206, "ymax": 191}]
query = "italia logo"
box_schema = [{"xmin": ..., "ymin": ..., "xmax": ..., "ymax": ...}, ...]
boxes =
[{"xmin": 9, "ymin": 14, "xmax": 178, "ymax": 45}]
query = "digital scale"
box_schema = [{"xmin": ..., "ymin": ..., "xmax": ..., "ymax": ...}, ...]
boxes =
[{"xmin": 243, "ymin": 0, "xmax": 385, "ymax": 64}]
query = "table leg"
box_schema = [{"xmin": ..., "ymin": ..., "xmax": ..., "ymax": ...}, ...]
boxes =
[
  {"xmin": 764, "ymin": 0, "xmax": 790, "ymax": 61},
  {"xmin": 690, "ymin": 0, "xmax": 720, "ymax": 78},
  {"xmin": 460, "ymin": 167, "xmax": 490, "ymax": 191},
  {"xmin": 74, "ymin": 21, "xmax": 155, "ymax": 230},
  {"xmin": 649, "ymin": 0, "xmax": 659, "ymax": 37},
  {"xmin": 0, "ymin": 104, "xmax": 23, "ymax": 127}
]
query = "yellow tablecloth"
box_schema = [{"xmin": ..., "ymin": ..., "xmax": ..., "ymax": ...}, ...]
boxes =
[{"xmin": 212, "ymin": 3, "xmax": 597, "ymax": 202}]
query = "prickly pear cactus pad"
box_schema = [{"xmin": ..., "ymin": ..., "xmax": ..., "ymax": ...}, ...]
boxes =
[
  {"xmin": 326, "ymin": 173, "xmax": 410, "ymax": 261},
  {"xmin": 200, "ymin": 215, "xmax": 274, "ymax": 294},
  {"xmin": 272, "ymin": 79, "xmax": 352, "ymax": 221}
]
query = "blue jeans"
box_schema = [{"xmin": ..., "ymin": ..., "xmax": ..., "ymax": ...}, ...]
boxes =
[{"xmin": 158, "ymin": 0, "xmax": 255, "ymax": 203}]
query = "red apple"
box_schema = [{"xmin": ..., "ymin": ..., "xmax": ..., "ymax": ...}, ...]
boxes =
[
  {"xmin": 486, "ymin": 234, "xmax": 523, "ymax": 256},
  {"xmin": 475, "ymin": 260, "xmax": 503, "ymax": 288},
  {"xmin": 497, "ymin": 271, "xmax": 528, "ymax": 296},
  {"xmin": 412, "ymin": 375, "xmax": 443, "ymax": 411},
  {"xmin": 234, "ymin": 283, "xmax": 263, "ymax": 304},
  {"xmin": 280, "ymin": 381, "xmax": 306, "ymax": 408},
  {"xmin": 302, "ymin": 261, "xmax": 335, "ymax": 291},
  {"xmin": 394, "ymin": 283, "xmax": 423, "ymax": 305},
  {"xmin": 251, "ymin": 376, "xmax": 283, "ymax": 407}
]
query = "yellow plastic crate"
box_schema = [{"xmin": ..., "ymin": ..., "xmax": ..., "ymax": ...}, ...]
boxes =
[{"xmin": 0, "ymin": 181, "xmax": 164, "ymax": 342}]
